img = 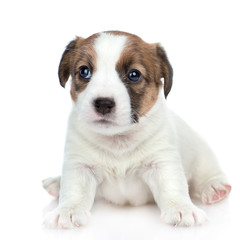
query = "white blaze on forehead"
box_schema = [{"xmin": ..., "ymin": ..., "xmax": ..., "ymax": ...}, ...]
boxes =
[
  {"xmin": 94, "ymin": 33, "xmax": 127, "ymax": 70},
  {"xmin": 77, "ymin": 32, "xmax": 132, "ymax": 135}
]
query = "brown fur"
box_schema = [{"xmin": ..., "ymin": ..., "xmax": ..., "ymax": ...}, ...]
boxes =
[{"xmin": 115, "ymin": 32, "xmax": 172, "ymax": 120}]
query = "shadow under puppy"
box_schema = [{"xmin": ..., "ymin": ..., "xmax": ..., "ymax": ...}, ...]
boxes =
[{"xmin": 43, "ymin": 31, "xmax": 231, "ymax": 228}]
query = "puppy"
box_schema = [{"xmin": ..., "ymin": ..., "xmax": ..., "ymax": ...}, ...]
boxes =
[{"xmin": 43, "ymin": 31, "xmax": 231, "ymax": 228}]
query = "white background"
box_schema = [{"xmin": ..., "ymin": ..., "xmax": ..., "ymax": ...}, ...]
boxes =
[{"xmin": 0, "ymin": 0, "xmax": 239, "ymax": 239}]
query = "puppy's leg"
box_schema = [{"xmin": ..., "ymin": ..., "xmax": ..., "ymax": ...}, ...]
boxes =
[
  {"xmin": 44, "ymin": 162, "xmax": 97, "ymax": 229},
  {"xmin": 42, "ymin": 176, "xmax": 60, "ymax": 198},
  {"xmin": 143, "ymin": 156, "xmax": 207, "ymax": 227},
  {"xmin": 191, "ymin": 152, "xmax": 231, "ymax": 205}
]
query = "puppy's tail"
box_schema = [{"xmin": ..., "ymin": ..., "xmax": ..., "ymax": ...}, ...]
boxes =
[{"xmin": 42, "ymin": 176, "xmax": 60, "ymax": 198}]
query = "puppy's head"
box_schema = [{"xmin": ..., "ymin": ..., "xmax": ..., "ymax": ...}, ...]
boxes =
[{"xmin": 59, "ymin": 31, "xmax": 173, "ymax": 135}]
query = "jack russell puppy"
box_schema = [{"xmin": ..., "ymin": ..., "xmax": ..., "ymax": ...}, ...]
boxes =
[{"xmin": 43, "ymin": 31, "xmax": 231, "ymax": 228}]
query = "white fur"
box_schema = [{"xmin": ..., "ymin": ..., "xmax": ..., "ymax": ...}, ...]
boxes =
[{"xmin": 43, "ymin": 33, "xmax": 230, "ymax": 228}]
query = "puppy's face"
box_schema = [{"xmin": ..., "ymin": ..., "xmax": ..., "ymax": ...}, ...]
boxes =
[{"xmin": 59, "ymin": 31, "xmax": 173, "ymax": 135}]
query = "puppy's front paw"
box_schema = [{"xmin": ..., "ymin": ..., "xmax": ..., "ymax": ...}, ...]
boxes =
[
  {"xmin": 161, "ymin": 204, "xmax": 207, "ymax": 227},
  {"xmin": 44, "ymin": 206, "xmax": 91, "ymax": 229}
]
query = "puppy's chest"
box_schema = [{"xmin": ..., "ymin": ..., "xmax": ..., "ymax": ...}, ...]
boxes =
[
  {"xmin": 84, "ymin": 133, "xmax": 158, "ymax": 205},
  {"xmin": 94, "ymin": 150, "xmax": 154, "ymax": 206},
  {"xmin": 86, "ymin": 146, "xmax": 148, "ymax": 205},
  {"xmin": 97, "ymin": 170, "xmax": 153, "ymax": 206}
]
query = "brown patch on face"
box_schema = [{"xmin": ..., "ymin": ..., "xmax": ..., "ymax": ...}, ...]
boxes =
[
  {"xmin": 115, "ymin": 32, "xmax": 173, "ymax": 121},
  {"xmin": 58, "ymin": 34, "xmax": 99, "ymax": 101}
]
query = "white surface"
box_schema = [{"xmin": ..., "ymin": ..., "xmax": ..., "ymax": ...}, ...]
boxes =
[{"xmin": 0, "ymin": 0, "xmax": 240, "ymax": 239}]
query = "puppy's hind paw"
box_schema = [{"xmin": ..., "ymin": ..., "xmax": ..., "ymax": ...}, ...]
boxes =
[
  {"xmin": 201, "ymin": 182, "xmax": 231, "ymax": 205},
  {"xmin": 42, "ymin": 177, "xmax": 60, "ymax": 198}
]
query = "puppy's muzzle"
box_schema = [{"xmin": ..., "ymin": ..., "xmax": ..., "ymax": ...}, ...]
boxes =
[{"xmin": 94, "ymin": 98, "xmax": 115, "ymax": 115}]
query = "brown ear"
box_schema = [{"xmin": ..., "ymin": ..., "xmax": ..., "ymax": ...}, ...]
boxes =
[
  {"xmin": 156, "ymin": 44, "xmax": 173, "ymax": 98},
  {"xmin": 58, "ymin": 37, "xmax": 84, "ymax": 87}
]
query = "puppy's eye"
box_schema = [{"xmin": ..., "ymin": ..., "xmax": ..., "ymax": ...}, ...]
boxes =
[
  {"xmin": 79, "ymin": 65, "xmax": 91, "ymax": 80},
  {"xmin": 127, "ymin": 69, "xmax": 142, "ymax": 82}
]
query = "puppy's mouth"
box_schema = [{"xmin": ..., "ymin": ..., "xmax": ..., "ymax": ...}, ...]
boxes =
[
  {"xmin": 83, "ymin": 110, "xmax": 133, "ymax": 135},
  {"xmin": 94, "ymin": 118, "xmax": 116, "ymax": 126}
]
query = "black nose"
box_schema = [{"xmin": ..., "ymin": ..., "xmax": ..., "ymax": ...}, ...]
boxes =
[{"xmin": 94, "ymin": 98, "xmax": 115, "ymax": 115}]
